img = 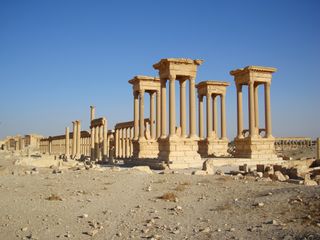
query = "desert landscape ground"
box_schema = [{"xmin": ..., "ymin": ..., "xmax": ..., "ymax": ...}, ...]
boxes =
[{"xmin": 1, "ymin": 149, "xmax": 319, "ymax": 240}]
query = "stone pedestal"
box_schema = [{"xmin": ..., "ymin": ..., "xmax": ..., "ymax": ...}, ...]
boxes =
[
  {"xmin": 234, "ymin": 136, "xmax": 278, "ymax": 160},
  {"xmin": 132, "ymin": 139, "xmax": 159, "ymax": 159},
  {"xmin": 158, "ymin": 137, "xmax": 202, "ymax": 169},
  {"xmin": 198, "ymin": 138, "xmax": 229, "ymax": 157}
]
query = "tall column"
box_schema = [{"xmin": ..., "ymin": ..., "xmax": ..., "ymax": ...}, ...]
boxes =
[
  {"xmin": 72, "ymin": 121, "xmax": 77, "ymax": 157},
  {"xmin": 236, "ymin": 84, "xmax": 243, "ymax": 139},
  {"xmin": 221, "ymin": 94, "xmax": 227, "ymax": 140},
  {"xmin": 160, "ymin": 78, "xmax": 167, "ymax": 138},
  {"xmin": 77, "ymin": 121, "xmax": 81, "ymax": 157},
  {"xmin": 254, "ymin": 84, "xmax": 259, "ymax": 134},
  {"xmin": 198, "ymin": 95, "xmax": 204, "ymax": 139},
  {"xmin": 212, "ymin": 95, "xmax": 218, "ymax": 137},
  {"xmin": 115, "ymin": 129, "xmax": 118, "ymax": 158},
  {"xmin": 103, "ymin": 121, "xmax": 107, "ymax": 159},
  {"xmin": 139, "ymin": 90, "xmax": 145, "ymax": 139},
  {"xmin": 206, "ymin": 94, "xmax": 212, "ymax": 139},
  {"xmin": 65, "ymin": 127, "xmax": 69, "ymax": 158},
  {"xmin": 126, "ymin": 128, "xmax": 130, "ymax": 158},
  {"xmin": 248, "ymin": 82, "xmax": 256, "ymax": 137},
  {"xmin": 49, "ymin": 140, "xmax": 52, "ymax": 155},
  {"xmin": 133, "ymin": 92, "xmax": 139, "ymax": 140},
  {"xmin": 156, "ymin": 90, "xmax": 161, "ymax": 138},
  {"xmin": 90, "ymin": 127, "xmax": 95, "ymax": 160},
  {"xmin": 99, "ymin": 125, "xmax": 103, "ymax": 160},
  {"xmin": 180, "ymin": 79, "xmax": 187, "ymax": 137},
  {"xmin": 90, "ymin": 106, "xmax": 95, "ymax": 122},
  {"xmin": 150, "ymin": 92, "xmax": 155, "ymax": 139},
  {"xmin": 189, "ymin": 77, "xmax": 197, "ymax": 138},
  {"xmin": 169, "ymin": 75, "xmax": 176, "ymax": 137},
  {"xmin": 264, "ymin": 82, "xmax": 272, "ymax": 138},
  {"xmin": 95, "ymin": 126, "xmax": 99, "ymax": 160},
  {"xmin": 122, "ymin": 128, "xmax": 126, "ymax": 158}
]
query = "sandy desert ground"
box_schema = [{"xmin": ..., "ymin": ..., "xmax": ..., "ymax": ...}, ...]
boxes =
[{"xmin": 0, "ymin": 151, "xmax": 319, "ymax": 240}]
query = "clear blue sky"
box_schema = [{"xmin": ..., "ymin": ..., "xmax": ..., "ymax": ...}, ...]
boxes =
[{"xmin": 0, "ymin": 0, "xmax": 319, "ymax": 139}]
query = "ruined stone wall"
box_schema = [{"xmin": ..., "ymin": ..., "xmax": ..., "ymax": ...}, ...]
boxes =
[{"xmin": 275, "ymin": 137, "xmax": 313, "ymax": 151}]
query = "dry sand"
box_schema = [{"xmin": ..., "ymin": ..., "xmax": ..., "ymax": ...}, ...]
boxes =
[{"xmin": 0, "ymin": 151, "xmax": 319, "ymax": 240}]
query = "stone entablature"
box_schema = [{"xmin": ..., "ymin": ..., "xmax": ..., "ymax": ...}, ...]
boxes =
[{"xmin": 196, "ymin": 81, "xmax": 230, "ymax": 157}]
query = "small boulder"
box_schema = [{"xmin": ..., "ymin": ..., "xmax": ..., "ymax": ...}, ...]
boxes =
[
  {"xmin": 271, "ymin": 171, "xmax": 286, "ymax": 182},
  {"xmin": 132, "ymin": 166, "xmax": 153, "ymax": 174},
  {"xmin": 202, "ymin": 159, "xmax": 215, "ymax": 175}
]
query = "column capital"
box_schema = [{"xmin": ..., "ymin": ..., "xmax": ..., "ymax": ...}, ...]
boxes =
[
  {"xmin": 139, "ymin": 89, "xmax": 145, "ymax": 96},
  {"xmin": 168, "ymin": 75, "xmax": 176, "ymax": 81}
]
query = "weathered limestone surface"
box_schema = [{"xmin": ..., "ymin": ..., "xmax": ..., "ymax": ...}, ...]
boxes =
[
  {"xmin": 153, "ymin": 58, "xmax": 203, "ymax": 169},
  {"xmin": 197, "ymin": 81, "xmax": 230, "ymax": 157},
  {"xmin": 230, "ymin": 66, "xmax": 278, "ymax": 160},
  {"xmin": 129, "ymin": 76, "xmax": 160, "ymax": 159}
]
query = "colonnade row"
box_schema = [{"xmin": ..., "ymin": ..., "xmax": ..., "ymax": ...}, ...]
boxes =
[
  {"xmin": 114, "ymin": 124, "xmax": 134, "ymax": 159},
  {"xmin": 90, "ymin": 106, "xmax": 108, "ymax": 161},
  {"xmin": 39, "ymin": 134, "xmax": 91, "ymax": 156}
]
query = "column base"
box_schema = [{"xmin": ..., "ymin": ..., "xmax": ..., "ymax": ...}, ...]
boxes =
[
  {"xmin": 234, "ymin": 136, "xmax": 278, "ymax": 160},
  {"xmin": 158, "ymin": 137, "xmax": 202, "ymax": 169},
  {"xmin": 198, "ymin": 138, "xmax": 229, "ymax": 157}
]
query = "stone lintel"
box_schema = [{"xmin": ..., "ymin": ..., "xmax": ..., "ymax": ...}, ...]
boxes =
[
  {"xmin": 196, "ymin": 80, "xmax": 230, "ymax": 96},
  {"xmin": 115, "ymin": 118, "xmax": 150, "ymax": 129},
  {"xmin": 153, "ymin": 58, "xmax": 204, "ymax": 79},
  {"xmin": 230, "ymin": 65, "xmax": 277, "ymax": 85},
  {"xmin": 91, "ymin": 117, "xmax": 106, "ymax": 128},
  {"xmin": 129, "ymin": 75, "xmax": 160, "ymax": 93}
]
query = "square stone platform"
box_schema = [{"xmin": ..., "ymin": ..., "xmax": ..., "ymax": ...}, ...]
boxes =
[
  {"xmin": 234, "ymin": 136, "xmax": 278, "ymax": 160},
  {"xmin": 198, "ymin": 138, "xmax": 229, "ymax": 157},
  {"xmin": 132, "ymin": 139, "xmax": 159, "ymax": 159},
  {"xmin": 158, "ymin": 137, "xmax": 203, "ymax": 169}
]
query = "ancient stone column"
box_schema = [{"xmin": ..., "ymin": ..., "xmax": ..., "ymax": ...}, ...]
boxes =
[
  {"xmin": 122, "ymin": 128, "xmax": 126, "ymax": 158},
  {"xmin": 139, "ymin": 90, "xmax": 145, "ymax": 139},
  {"xmin": 72, "ymin": 121, "xmax": 76, "ymax": 157},
  {"xmin": 91, "ymin": 127, "xmax": 95, "ymax": 160},
  {"xmin": 103, "ymin": 121, "xmax": 107, "ymax": 159},
  {"xmin": 248, "ymin": 82, "xmax": 256, "ymax": 137},
  {"xmin": 317, "ymin": 138, "xmax": 320, "ymax": 160},
  {"xmin": 150, "ymin": 92, "xmax": 155, "ymax": 139},
  {"xmin": 180, "ymin": 79, "xmax": 187, "ymax": 138},
  {"xmin": 156, "ymin": 90, "xmax": 161, "ymax": 139},
  {"xmin": 99, "ymin": 125, "xmax": 103, "ymax": 160},
  {"xmin": 254, "ymin": 84, "xmax": 259, "ymax": 134},
  {"xmin": 236, "ymin": 84, "xmax": 243, "ymax": 139},
  {"xmin": 206, "ymin": 93, "xmax": 212, "ymax": 139},
  {"xmin": 49, "ymin": 140, "xmax": 52, "ymax": 155},
  {"xmin": 264, "ymin": 82, "xmax": 272, "ymax": 138},
  {"xmin": 189, "ymin": 77, "xmax": 197, "ymax": 138},
  {"xmin": 95, "ymin": 126, "xmax": 99, "ymax": 160},
  {"xmin": 77, "ymin": 121, "xmax": 81, "ymax": 157},
  {"xmin": 133, "ymin": 92, "xmax": 139, "ymax": 140},
  {"xmin": 212, "ymin": 95, "xmax": 218, "ymax": 137},
  {"xmin": 221, "ymin": 94, "xmax": 227, "ymax": 140},
  {"xmin": 115, "ymin": 129, "xmax": 119, "ymax": 158},
  {"xmin": 90, "ymin": 106, "xmax": 95, "ymax": 122},
  {"xmin": 160, "ymin": 78, "xmax": 167, "ymax": 138},
  {"xmin": 65, "ymin": 127, "xmax": 69, "ymax": 158},
  {"xmin": 169, "ymin": 76, "xmax": 176, "ymax": 137},
  {"xmin": 198, "ymin": 95, "xmax": 204, "ymax": 139}
]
